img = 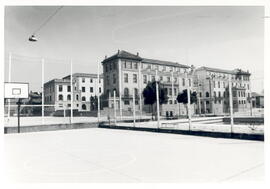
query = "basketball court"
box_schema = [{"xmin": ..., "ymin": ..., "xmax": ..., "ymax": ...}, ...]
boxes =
[{"xmin": 4, "ymin": 128, "xmax": 264, "ymax": 183}]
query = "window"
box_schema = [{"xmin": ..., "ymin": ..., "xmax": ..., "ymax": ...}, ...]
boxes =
[
  {"xmin": 167, "ymin": 77, "xmax": 171, "ymax": 83},
  {"xmin": 123, "ymin": 61, "xmax": 127, "ymax": 68},
  {"xmin": 169, "ymin": 88, "xmax": 172, "ymax": 96},
  {"xmin": 90, "ymin": 79, "xmax": 93, "ymax": 83},
  {"xmin": 124, "ymin": 88, "xmax": 129, "ymax": 96},
  {"xmin": 113, "ymin": 74, "xmax": 116, "ymax": 84},
  {"xmin": 169, "ymin": 100, "xmax": 173, "ymax": 104},
  {"xmin": 218, "ymin": 81, "xmax": 220, "ymax": 88},
  {"xmin": 82, "ymin": 78, "xmax": 85, "ymax": 83},
  {"xmin": 247, "ymin": 84, "xmax": 249, "ymax": 90},
  {"xmin": 82, "ymin": 104, "xmax": 86, "ymax": 110},
  {"xmin": 134, "ymin": 88, "xmax": 138, "ymax": 96},
  {"xmin": 218, "ymin": 92, "xmax": 221, "ymax": 98},
  {"xmin": 105, "ymin": 65, "xmax": 108, "ymax": 72},
  {"xmin": 82, "ymin": 96, "xmax": 86, "ymax": 101},
  {"xmin": 82, "ymin": 87, "xmax": 85, "ymax": 92},
  {"xmin": 99, "ymin": 87, "xmax": 101, "ymax": 93},
  {"xmin": 206, "ymin": 92, "xmax": 210, "ymax": 97},
  {"xmin": 68, "ymin": 104, "xmax": 71, "ymax": 107},
  {"xmin": 124, "ymin": 73, "xmax": 128, "ymax": 83},
  {"xmin": 133, "ymin": 74, "xmax": 137, "ymax": 83},
  {"xmin": 67, "ymin": 85, "xmax": 71, "ymax": 92},
  {"xmin": 160, "ymin": 76, "xmax": 163, "ymax": 81},
  {"xmin": 199, "ymin": 92, "xmax": 202, "ymax": 97},
  {"xmin": 124, "ymin": 100, "xmax": 130, "ymax": 105},
  {"xmin": 67, "ymin": 94, "xmax": 71, "ymax": 100},
  {"xmin": 174, "ymin": 77, "xmax": 177, "ymax": 83},
  {"xmin": 109, "ymin": 63, "xmax": 112, "ymax": 70},
  {"xmin": 182, "ymin": 78, "xmax": 185, "ymax": 86},
  {"xmin": 174, "ymin": 88, "xmax": 177, "ymax": 96},
  {"xmin": 143, "ymin": 75, "xmax": 147, "ymax": 84},
  {"xmin": 59, "ymin": 85, "xmax": 63, "ymax": 92},
  {"xmin": 214, "ymin": 91, "xmax": 216, "ymax": 97},
  {"xmin": 76, "ymin": 94, "xmax": 79, "ymax": 101},
  {"xmin": 134, "ymin": 63, "xmax": 138, "ymax": 69},
  {"xmin": 106, "ymin": 76, "xmax": 110, "ymax": 85},
  {"xmin": 58, "ymin": 94, "xmax": 63, "ymax": 101},
  {"xmin": 90, "ymin": 87, "xmax": 93, "ymax": 93},
  {"xmin": 113, "ymin": 62, "xmax": 116, "ymax": 69}
]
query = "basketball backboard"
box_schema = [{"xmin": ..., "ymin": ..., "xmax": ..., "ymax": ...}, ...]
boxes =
[{"xmin": 4, "ymin": 82, "xmax": 29, "ymax": 99}]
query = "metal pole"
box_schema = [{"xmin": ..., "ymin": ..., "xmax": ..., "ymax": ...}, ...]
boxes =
[
  {"xmin": 133, "ymin": 88, "xmax": 136, "ymax": 127},
  {"xmin": 70, "ymin": 60, "xmax": 73, "ymax": 124},
  {"xmin": 8, "ymin": 52, "xmax": 12, "ymax": 119},
  {"xmin": 118, "ymin": 59, "xmax": 123, "ymax": 120},
  {"xmin": 139, "ymin": 61, "xmax": 143, "ymax": 120},
  {"xmin": 229, "ymin": 74, "xmax": 234, "ymax": 133},
  {"xmin": 155, "ymin": 70, "xmax": 160, "ymax": 129},
  {"xmin": 186, "ymin": 73, "xmax": 192, "ymax": 131},
  {"xmin": 97, "ymin": 63, "xmax": 101, "ymax": 123},
  {"xmin": 17, "ymin": 99, "xmax": 21, "ymax": 133},
  {"xmin": 171, "ymin": 71, "xmax": 174, "ymax": 113},
  {"xmin": 198, "ymin": 96, "xmax": 201, "ymax": 116},
  {"xmin": 41, "ymin": 58, "xmax": 45, "ymax": 124},
  {"xmin": 178, "ymin": 75, "xmax": 181, "ymax": 118},
  {"xmin": 113, "ymin": 90, "xmax": 117, "ymax": 125}
]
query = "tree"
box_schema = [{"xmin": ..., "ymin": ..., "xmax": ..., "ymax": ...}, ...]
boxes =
[
  {"xmin": 142, "ymin": 81, "xmax": 168, "ymax": 120},
  {"xmin": 90, "ymin": 95, "xmax": 99, "ymax": 111},
  {"xmin": 176, "ymin": 89, "xmax": 197, "ymax": 117}
]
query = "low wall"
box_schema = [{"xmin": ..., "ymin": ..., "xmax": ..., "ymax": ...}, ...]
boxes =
[
  {"xmin": 4, "ymin": 122, "xmax": 98, "ymax": 134},
  {"xmin": 99, "ymin": 123, "xmax": 264, "ymax": 141},
  {"xmin": 223, "ymin": 117, "xmax": 264, "ymax": 125}
]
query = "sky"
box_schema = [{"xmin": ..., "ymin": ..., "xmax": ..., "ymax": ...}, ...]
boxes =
[{"xmin": 4, "ymin": 6, "xmax": 264, "ymax": 93}]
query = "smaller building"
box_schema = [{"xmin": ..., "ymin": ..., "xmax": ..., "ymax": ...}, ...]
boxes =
[
  {"xmin": 251, "ymin": 92, "xmax": 264, "ymax": 108},
  {"xmin": 44, "ymin": 73, "xmax": 103, "ymax": 113}
]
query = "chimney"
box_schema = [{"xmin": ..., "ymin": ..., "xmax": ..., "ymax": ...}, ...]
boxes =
[
  {"xmin": 118, "ymin": 49, "xmax": 120, "ymax": 54},
  {"xmin": 137, "ymin": 52, "xmax": 139, "ymax": 56}
]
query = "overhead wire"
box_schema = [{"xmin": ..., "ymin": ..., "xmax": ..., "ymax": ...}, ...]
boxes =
[{"xmin": 32, "ymin": 6, "xmax": 64, "ymax": 35}]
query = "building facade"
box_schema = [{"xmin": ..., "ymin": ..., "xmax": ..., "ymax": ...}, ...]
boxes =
[
  {"xmin": 44, "ymin": 73, "xmax": 103, "ymax": 112},
  {"xmin": 194, "ymin": 67, "xmax": 252, "ymax": 115},
  {"xmin": 102, "ymin": 50, "xmax": 195, "ymax": 116}
]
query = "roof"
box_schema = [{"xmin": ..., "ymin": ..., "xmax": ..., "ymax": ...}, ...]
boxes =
[
  {"xmin": 63, "ymin": 73, "xmax": 103, "ymax": 80},
  {"xmin": 251, "ymin": 92, "xmax": 263, "ymax": 97},
  {"xmin": 142, "ymin": 58, "xmax": 190, "ymax": 68},
  {"xmin": 44, "ymin": 78, "xmax": 71, "ymax": 85},
  {"xmin": 196, "ymin": 66, "xmax": 251, "ymax": 75},
  {"xmin": 102, "ymin": 50, "xmax": 190, "ymax": 68},
  {"xmin": 102, "ymin": 50, "xmax": 142, "ymax": 63}
]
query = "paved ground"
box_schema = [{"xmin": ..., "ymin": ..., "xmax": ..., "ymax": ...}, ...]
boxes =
[{"xmin": 4, "ymin": 128, "xmax": 264, "ymax": 183}]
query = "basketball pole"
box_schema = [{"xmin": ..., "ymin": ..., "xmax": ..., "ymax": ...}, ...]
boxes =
[{"xmin": 41, "ymin": 58, "xmax": 45, "ymax": 125}]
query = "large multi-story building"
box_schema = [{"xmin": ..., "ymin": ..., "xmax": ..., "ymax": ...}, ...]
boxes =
[
  {"xmin": 194, "ymin": 67, "xmax": 252, "ymax": 115},
  {"xmin": 102, "ymin": 50, "xmax": 195, "ymax": 116},
  {"xmin": 44, "ymin": 73, "xmax": 103, "ymax": 112}
]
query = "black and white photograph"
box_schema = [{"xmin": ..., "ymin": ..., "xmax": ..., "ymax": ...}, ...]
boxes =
[{"xmin": 1, "ymin": 0, "xmax": 268, "ymax": 186}]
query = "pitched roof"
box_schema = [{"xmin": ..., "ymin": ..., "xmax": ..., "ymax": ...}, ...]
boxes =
[
  {"xmin": 102, "ymin": 50, "xmax": 190, "ymax": 68},
  {"xmin": 62, "ymin": 73, "xmax": 103, "ymax": 80},
  {"xmin": 196, "ymin": 66, "xmax": 251, "ymax": 75},
  {"xmin": 251, "ymin": 92, "xmax": 263, "ymax": 97},
  {"xmin": 102, "ymin": 50, "xmax": 142, "ymax": 63},
  {"xmin": 142, "ymin": 58, "xmax": 189, "ymax": 68}
]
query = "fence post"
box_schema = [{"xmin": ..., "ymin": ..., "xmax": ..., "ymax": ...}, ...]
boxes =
[
  {"xmin": 133, "ymin": 89, "xmax": 136, "ymax": 127},
  {"xmin": 70, "ymin": 60, "xmax": 73, "ymax": 124},
  {"xmin": 113, "ymin": 90, "xmax": 117, "ymax": 125},
  {"xmin": 41, "ymin": 58, "xmax": 45, "ymax": 124},
  {"xmin": 155, "ymin": 70, "xmax": 160, "ymax": 129},
  {"xmin": 229, "ymin": 74, "xmax": 234, "ymax": 133}
]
